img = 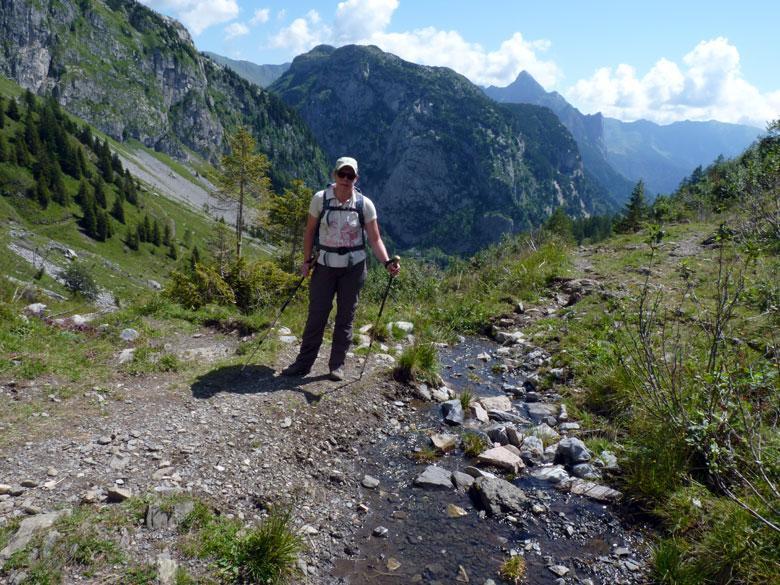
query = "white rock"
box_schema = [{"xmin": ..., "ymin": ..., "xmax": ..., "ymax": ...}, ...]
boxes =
[
  {"xmin": 477, "ymin": 446, "xmax": 525, "ymax": 473},
  {"xmin": 479, "ymin": 395, "xmax": 512, "ymax": 412},
  {"xmin": 387, "ymin": 321, "xmax": 414, "ymax": 334},
  {"xmin": 430, "ymin": 433, "xmax": 458, "ymax": 451},
  {"xmin": 118, "ymin": 349, "xmax": 136, "ymax": 364},
  {"xmin": 25, "ymin": 303, "xmax": 47, "ymax": 316},
  {"xmin": 468, "ymin": 402, "xmax": 489, "ymax": 423},
  {"xmin": 120, "ymin": 328, "xmax": 139, "ymax": 342}
]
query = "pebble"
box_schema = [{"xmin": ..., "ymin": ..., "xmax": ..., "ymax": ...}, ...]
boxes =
[
  {"xmin": 361, "ymin": 475, "xmax": 380, "ymax": 489},
  {"xmin": 372, "ymin": 526, "xmax": 388, "ymax": 537}
]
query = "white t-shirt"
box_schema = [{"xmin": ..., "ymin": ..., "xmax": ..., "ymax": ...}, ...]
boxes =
[{"xmin": 309, "ymin": 185, "xmax": 377, "ymax": 268}]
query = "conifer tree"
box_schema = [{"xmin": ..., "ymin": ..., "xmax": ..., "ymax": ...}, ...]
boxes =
[
  {"xmin": 111, "ymin": 151, "xmax": 123, "ymax": 176},
  {"xmin": 110, "ymin": 197, "xmax": 125, "ymax": 223},
  {"xmin": 79, "ymin": 125, "xmax": 93, "ymax": 149},
  {"xmin": 76, "ymin": 179, "xmax": 90, "ymax": 206},
  {"xmin": 265, "ymin": 179, "xmax": 312, "ymax": 270},
  {"xmin": 142, "ymin": 214, "xmax": 151, "ymax": 242},
  {"xmin": 49, "ymin": 162, "xmax": 68, "ymax": 206},
  {"xmin": 97, "ymin": 139, "xmax": 113, "ymax": 183},
  {"xmin": 15, "ymin": 135, "xmax": 30, "ymax": 167},
  {"xmin": 6, "ymin": 97, "xmax": 20, "ymax": 121},
  {"xmin": 167, "ymin": 242, "xmax": 178, "ymax": 260},
  {"xmin": 0, "ymin": 96, "xmax": 5, "ymax": 128},
  {"xmin": 81, "ymin": 195, "xmax": 98, "ymax": 238},
  {"xmin": 36, "ymin": 177, "xmax": 50, "ymax": 209},
  {"xmin": 189, "ymin": 245, "xmax": 201, "ymax": 270},
  {"xmin": 93, "ymin": 176, "xmax": 107, "ymax": 208},
  {"xmin": 152, "ymin": 219, "xmax": 162, "ymax": 246},
  {"xmin": 23, "ymin": 88, "xmax": 36, "ymax": 111},
  {"xmin": 125, "ymin": 227, "xmax": 139, "ymax": 251},
  {"xmin": 23, "ymin": 112, "xmax": 40, "ymax": 155},
  {"xmin": 77, "ymin": 147, "xmax": 89, "ymax": 179},
  {"xmin": 618, "ymin": 180, "xmax": 647, "ymax": 233},
  {"xmin": 214, "ymin": 126, "xmax": 271, "ymax": 259},
  {"xmin": 0, "ymin": 135, "xmax": 7, "ymax": 162},
  {"xmin": 162, "ymin": 222, "xmax": 172, "ymax": 246},
  {"xmin": 96, "ymin": 209, "xmax": 109, "ymax": 241}
]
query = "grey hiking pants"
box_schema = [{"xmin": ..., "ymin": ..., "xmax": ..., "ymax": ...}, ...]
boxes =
[{"xmin": 293, "ymin": 260, "xmax": 367, "ymax": 371}]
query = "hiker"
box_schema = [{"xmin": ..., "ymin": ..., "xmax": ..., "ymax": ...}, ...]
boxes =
[{"xmin": 281, "ymin": 156, "xmax": 400, "ymax": 381}]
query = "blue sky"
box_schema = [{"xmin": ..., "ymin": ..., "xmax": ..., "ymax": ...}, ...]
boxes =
[{"xmin": 139, "ymin": 0, "xmax": 780, "ymax": 128}]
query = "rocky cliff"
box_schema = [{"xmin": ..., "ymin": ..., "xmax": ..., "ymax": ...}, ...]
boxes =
[
  {"xmin": 485, "ymin": 72, "xmax": 635, "ymax": 202},
  {"xmin": 271, "ymin": 45, "xmax": 605, "ymax": 252},
  {"xmin": 0, "ymin": 0, "xmax": 328, "ymax": 188}
]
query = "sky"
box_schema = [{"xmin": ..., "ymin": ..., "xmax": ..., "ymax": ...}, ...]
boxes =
[{"xmin": 138, "ymin": 0, "xmax": 780, "ymax": 128}]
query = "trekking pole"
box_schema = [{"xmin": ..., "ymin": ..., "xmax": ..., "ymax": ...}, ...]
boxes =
[
  {"xmin": 358, "ymin": 256, "xmax": 400, "ymax": 381},
  {"xmin": 240, "ymin": 273, "xmax": 307, "ymax": 373}
]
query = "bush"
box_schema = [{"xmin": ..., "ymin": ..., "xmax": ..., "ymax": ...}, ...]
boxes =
[{"xmin": 61, "ymin": 261, "xmax": 99, "ymax": 299}]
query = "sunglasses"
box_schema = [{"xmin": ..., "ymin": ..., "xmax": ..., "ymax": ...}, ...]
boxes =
[{"xmin": 337, "ymin": 170, "xmax": 356, "ymax": 180}]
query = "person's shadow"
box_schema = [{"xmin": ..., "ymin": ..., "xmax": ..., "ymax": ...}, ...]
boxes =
[{"xmin": 190, "ymin": 365, "xmax": 342, "ymax": 404}]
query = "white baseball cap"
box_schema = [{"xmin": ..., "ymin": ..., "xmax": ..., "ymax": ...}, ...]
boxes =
[{"xmin": 334, "ymin": 156, "xmax": 358, "ymax": 174}]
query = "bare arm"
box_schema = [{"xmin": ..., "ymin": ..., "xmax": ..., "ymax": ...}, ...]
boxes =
[{"xmin": 365, "ymin": 220, "xmax": 400, "ymax": 276}]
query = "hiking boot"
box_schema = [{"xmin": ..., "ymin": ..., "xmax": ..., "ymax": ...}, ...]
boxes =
[
  {"xmin": 328, "ymin": 367, "xmax": 345, "ymax": 381},
  {"xmin": 280, "ymin": 363, "xmax": 310, "ymax": 377}
]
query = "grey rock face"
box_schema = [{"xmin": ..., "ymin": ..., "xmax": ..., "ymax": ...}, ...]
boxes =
[
  {"xmin": 555, "ymin": 437, "xmax": 592, "ymax": 466},
  {"xmin": 0, "ymin": 0, "xmax": 327, "ymax": 184},
  {"xmin": 470, "ymin": 476, "xmax": 528, "ymax": 516},
  {"xmin": 413, "ymin": 466, "xmax": 453, "ymax": 490},
  {"xmin": 0, "ymin": 509, "xmax": 71, "ymax": 560},
  {"xmin": 441, "ymin": 400, "xmax": 465, "ymax": 426}
]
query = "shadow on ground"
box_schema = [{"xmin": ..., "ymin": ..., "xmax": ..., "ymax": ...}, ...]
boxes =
[{"xmin": 190, "ymin": 365, "xmax": 354, "ymax": 404}]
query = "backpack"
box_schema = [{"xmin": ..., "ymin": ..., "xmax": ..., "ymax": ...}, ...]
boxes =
[{"xmin": 314, "ymin": 185, "xmax": 366, "ymax": 256}]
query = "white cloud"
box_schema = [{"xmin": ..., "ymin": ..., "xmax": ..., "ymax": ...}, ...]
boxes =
[
  {"xmin": 334, "ymin": 0, "xmax": 398, "ymax": 43},
  {"xmin": 566, "ymin": 38, "xmax": 779, "ymax": 127},
  {"xmin": 224, "ymin": 22, "xmax": 249, "ymax": 40},
  {"xmin": 249, "ymin": 8, "xmax": 270, "ymax": 26},
  {"xmin": 268, "ymin": 0, "xmax": 558, "ymax": 88},
  {"xmin": 139, "ymin": 0, "xmax": 238, "ymax": 35},
  {"xmin": 269, "ymin": 11, "xmax": 330, "ymax": 55}
]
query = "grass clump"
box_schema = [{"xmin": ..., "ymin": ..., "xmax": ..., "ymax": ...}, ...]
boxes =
[
  {"xmin": 461, "ymin": 431, "xmax": 490, "ymax": 457},
  {"xmin": 393, "ymin": 341, "xmax": 439, "ymax": 385},
  {"xmin": 411, "ymin": 446, "xmax": 439, "ymax": 463},
  {"xmin": 180, "ymin": 503, "xmax": 304, "ymax": 584},
  {"xmin": 498, "ymin": 555, "xmax": 526, "ymax": 584},
  {"xmin": 459, "ymin": 387, "xmax": 474, "ymax": 411}
]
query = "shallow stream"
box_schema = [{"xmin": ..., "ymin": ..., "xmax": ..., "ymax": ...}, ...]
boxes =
[{"xmin": 333, "ymin": 337, "xmax": 649, "ymax": 584}]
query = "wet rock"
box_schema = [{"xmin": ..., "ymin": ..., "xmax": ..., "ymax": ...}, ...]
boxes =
[
  {"xmin": 520, "ymin": 436, "xmax": 544, "ymax": 463},
  {"xmin": 470, "ymin": 476, "xmax": 528, "ymax": 515},
  {"xmin": 414, "ymin": 466, "xmax": 453, "ymax": 490},
  {"xmin": 451, "ymin": 471, "xmax": 475, "ymax": 490},
  {"xmin": 441, "ymin": 400, "xmax": 464, "ymax": 426},
  {"xmin": 468, "ymin": 402, "xmax": 489, "ymax": 423},
  {"xmin": 477, "ymin": 446, "xmax": 524, "ymax": 473},
  {"xmin": 564, "ymin": 479, "xmax": 622, "ymax": 502},
  {"xmin": 485, "ymin": 424, "xmax": 509, "ymax": 445},
  {"xmin": 555, "ymin": 437, "xmax": 592, "ymax": 465},
  {"xmin": 462, "ymin": 466, "xmax": 497, "ymax": 480},
  {"xmin": 487, "ymin": 411, "xmax": 528, "ymax": 424},
  {"xmin": 531, "ymin": 465, "xmax": 570, "ymax": 484},
  {"xmin": 531, "ymin": 423, "xmax": 560, "ymax": 443},
  {"xmin": 361, "ymin": 475, "xmax": 380, "ymax": 489},
  {"xmin": 414, "ymin": 384, "xmax": 432, "ymax": 401},
  {"xmin": 493, "ymin": 329, "xmax": 525, "ymax": 345},
  {"xmin": 506, "ymin": 427, "xmax": 524, "ymax": 447},
  {"xmin": 524, "ymin": 403, "xmax": 559, "ymax": 421},
  {"xmin": 447, "ymin": 503, "xmax": 468, "ymax": 518},
  {"xmin": 572, "ymin": 463, "xmax": 601, "ymax": 480},
  {"xmin": 558, "ymin": 422, "xmax": 580, "ymax": 432},
  {"xmin": 430, "ymin": 433, "xmax": 458, "ymax": 452},
  {"xmin": 372, "ymin": 526, "xmax": 389, "ymax": 537},
  {"xmin": 477, "ymin": 352, "xmax": 491, "ymax": 361},
  {"xmin": 479, "ymin": 395, "xmax": 512, "ymax": 412},
  {"xmin": 548, "ymin": 564, "xmax": 569, "ymax": 577},
  {"xmin": 597, "ymin": 450, "xmax": 620, "ymax": 471}
]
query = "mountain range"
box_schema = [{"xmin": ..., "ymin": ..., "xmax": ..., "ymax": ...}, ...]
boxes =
[
  {"xmin": 269, "ymin": 44, "xmax": 607, "ymax": 252},
  {"xmin": 0, "ymin": 0, "xmax": 763, "ymax": 254},
  {"xmin": 484, "ymin": 72, "xmax": 761, "ymax": 195},
  {"xmin": 0, "ymin": 0, "xmax": 328, "ymax": 189}
]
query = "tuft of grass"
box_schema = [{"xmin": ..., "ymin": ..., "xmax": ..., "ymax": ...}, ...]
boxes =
[
  {"xmin": 459, "ymin": 387, "xmax": 474, "ymax": 411},
  {"xmin": 411, "ymin": 447, "xmax": 439, "ymax": 463},
  {"xmin": 393, "ymin": 342, "xmax": 439, "ymax": 385},
  {"xmin": 179, "ymin": 502, "xmax": 304, "ymax": 584},
  {"xmin": 498, "ymin": 555, "xmax": 526, "ymax": 584},
  {"xmin": 461, "ymin": 431, "xmax": 489, "ymax": 457}
]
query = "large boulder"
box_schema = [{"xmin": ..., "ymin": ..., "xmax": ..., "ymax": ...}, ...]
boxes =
[
  {"xmin": 470, "ymin": 476, "xmax": 528, "ymax": 515},
  {"xmin": 555, "ymin": 437, "xmax": 592, "ymax": 466}
]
